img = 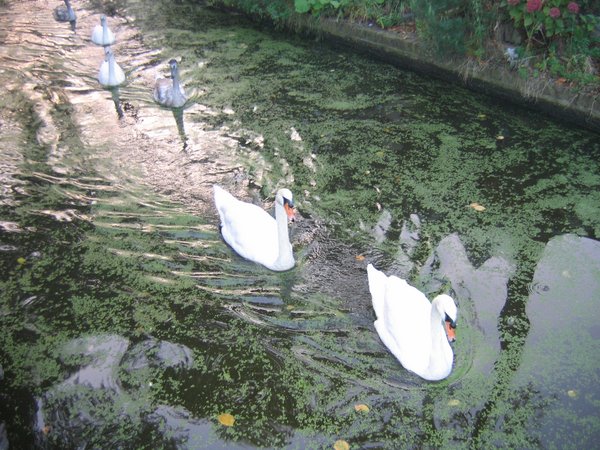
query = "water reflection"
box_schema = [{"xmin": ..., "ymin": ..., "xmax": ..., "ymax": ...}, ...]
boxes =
[
  {"xmin": 1, "ymin": 0, "xmax": 599, "ymax": 448},
  {"xmin": 34, "ymin": 334, "xmax": 196, "ymax": 448},
  {"xmin": 109, "ymin": 87, "xmax": 124, "ymax": 118},
  {"xmin": 515, "ymin": 234, "xmax": 600, "ymax": 448},
  {"xmin": 172, "ymin": 107, "xmax": 188, "ymax": 151}
]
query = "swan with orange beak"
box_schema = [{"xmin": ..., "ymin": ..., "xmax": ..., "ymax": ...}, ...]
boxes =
[{"xmin": 213, "ymin": 186, "xmax": 296, "ymax": 271}]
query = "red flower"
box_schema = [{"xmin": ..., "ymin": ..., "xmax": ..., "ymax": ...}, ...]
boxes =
[
  {"xmin": 526, "ymin": 0, "xmax": 542, "ymax": 13},
  {"xmin": 549, "ymin": 7, "xmax": 561, "ymax": 18},
  {"xmin": 567, "ymin": 2, "xmax": 580, "ymax": 14},
  {"xmin": 507, "ymin": 0, "xmax": 520, "ymax": 5}
]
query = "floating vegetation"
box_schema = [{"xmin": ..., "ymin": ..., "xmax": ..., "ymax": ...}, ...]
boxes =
[{"xmin": 0, "ymin": 0, "xmax": 599, "ymax": 449}]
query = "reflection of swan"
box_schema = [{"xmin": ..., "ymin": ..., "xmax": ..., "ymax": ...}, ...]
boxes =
[
  {"xmin": 91, "ymin": 15, "xmax": 115, "ymax": 46},
  {"xmin": 213, "ymin": 185, "xmax": 296, "ymax": 271},
  {"xmin": 53, "ymin": 0, "xmax": 76, "ymax": 22},
  {"xmin": 172, "ymin": 108, "xmax": 188, "ymax": 151},
  {"xmin": 154, "ymin": 59, "xmax": 187, "ymax": 108},
  {"xmin": 367, "ymin": 263, "xmax": 458, "ymax": 381},
  {"xmin": 110, "ymin": 88, "xmax": 124, "ymax": 119},
  {"xmin": 98, "ymin": 47, "xmax": 125, "ymax": 87}
]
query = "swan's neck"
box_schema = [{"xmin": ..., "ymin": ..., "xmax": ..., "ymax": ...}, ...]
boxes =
[
  {"xmin": 429, "ymin": 303, "xmax": 447, "ymax": 353},
  {"xmin": 273, "ymin": 201, "xmax": 293, "ymax": 270},
  {"xmin": 426, "ymin": 299, "xmax": 453, "ymax": 379},
  {"xmin": 102, "ymin": 20, "xmax": 109, "ymax": 41},
  {"xmin": 172, "ymin": 69, "xmax": 181, "ymax": 92},
  {"xmin": 108, "ymin": 55, "xmax": 116, "ymax": 85},
  {"xmin": 171, "ymin": 67, "xmax": 185, "ymax": 104},
  {"xmin": 64, "ymin": 0, "xmax": 75, "ymax": 21}
]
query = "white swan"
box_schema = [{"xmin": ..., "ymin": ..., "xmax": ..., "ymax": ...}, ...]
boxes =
[
  {"xmin": 91, "ymin": 15, "xmax": 115, "ymax": 47},
  {"xmin": 367, "ymin": 263, "xmax": 458, "ymax": 381},
  {"xmin": 213, "ymin": 185, "xmax": 296, "ymax": 271},
  {"xmin": 154, "ymin": 59, "xmax": 187, "ymax": 108},
  {"xmin": 98, "ymin": 47, "xmax": 125, "ymax": 87},
  {"xmin": 53, "ymin": 0, "xmax": 76, "ymax": 23}
]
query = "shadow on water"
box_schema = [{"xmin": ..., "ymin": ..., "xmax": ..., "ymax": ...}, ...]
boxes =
[
  {"xmin": 109, "ymin": 87, "xmax": 124, "ymax": 119},
  {"xmin": 0, "ymin": 0, "xmax": 599, "ymax": 448},
  {"xmin": 172, "ymin": 106, "xmax": 188, "ymax": 151}
]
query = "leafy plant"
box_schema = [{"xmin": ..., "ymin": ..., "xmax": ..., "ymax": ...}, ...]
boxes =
[{"xmin": 502, "ymin": 0, "xmax": 599, "ymax": 86}]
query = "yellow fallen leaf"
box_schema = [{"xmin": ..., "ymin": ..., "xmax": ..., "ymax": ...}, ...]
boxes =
[
  {"xmin": 217, "ymin": 413, "xmax": 235, "ymax": 427},
  {"xmin": 17, "ymin": 257, "xmax": 26, "ymax": 265},
  {"xmin": 448, "ymin": 399, "xmax": 461, "ymax": 406},
  {"xmin": 469, "ymin": 202, "xmax": 486, "ymax": 212},
  {"xmin": 355, "ymin": 255, "xmax": 365, "ymax": 262},
  {"xmin": 354, "ymin": 403, "xmax": 369, "ymax": 412},
  {"xmin": 567, "ymin": 389, "xmax": 578, "ymax": 398},
  {"xmin": 333, "ymin": 440, "xmax": 350, "ymax": 450},
  {"xmin": 477, "ymin": 113, "xmax": 486, "ymax": 119}
]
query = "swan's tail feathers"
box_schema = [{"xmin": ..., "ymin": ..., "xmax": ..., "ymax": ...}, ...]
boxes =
[
  {"xmin": 367, "ymin": 264, "xmax": 388, "ymax": 319},
  {"xmin": 213, "ymin": 185, "xmax": 229, "ymax": 222}
]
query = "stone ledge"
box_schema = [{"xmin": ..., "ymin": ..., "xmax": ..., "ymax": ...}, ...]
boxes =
[{"xmin": 311, "ymin": 17, "xmax": 600, "ymax": 133}]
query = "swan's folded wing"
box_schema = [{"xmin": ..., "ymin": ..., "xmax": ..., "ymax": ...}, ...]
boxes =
[
  {"xmin": 214, "ymin": 186, "xmax": 279, "ymax": 264},
  {"xmin": 381, "ymin": 276, "xmax": 432, "ymax": 373},
  {"xmin": 220, "ymin": 203, "xmax": 278, "ymax": 261}
]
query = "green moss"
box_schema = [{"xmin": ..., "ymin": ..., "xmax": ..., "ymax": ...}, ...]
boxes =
[{"xmin": 2, "ymin": 0, "xmax": 599, "ymax": 448}]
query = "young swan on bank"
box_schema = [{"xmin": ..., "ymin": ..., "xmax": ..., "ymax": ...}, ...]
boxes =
[
  {"xmin": 367, "ymin": 263, "xmax": 458, "ymax": 381},
  {"xmin": 54, "ymin": 0, "xmax": 76, "ymax": 23},
  {"xmin": 91, "ymin": 15, "xmax": 115, "ymax": 47},
  {"xmin": 154, "ymin": 59, "xmax": 187, "ymax": 108},
  {"xmin": 213, "ymin": 185, "xmax": 296, "ymax": 271}
]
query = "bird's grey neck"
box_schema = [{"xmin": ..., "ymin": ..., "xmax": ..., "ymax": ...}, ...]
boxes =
[{"xmin": 171, "ymin": 67, "xmax": 180, "ymax": 87}]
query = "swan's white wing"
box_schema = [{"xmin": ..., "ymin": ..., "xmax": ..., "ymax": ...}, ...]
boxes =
[
  {"xmin": 375, "ymin": 276, "xmax": 431, "ymax": 375},
  {"xmin": 98, "ymin": 60, "xmax": 109, "ymax": 85},
  {"xmin": 112, "ymin": 62, "xmax": 126, "ymax": 85},
  {"xmin": 98, "ymin": 60, "xmax": 125, "ymax": 87},
  {"xmin": 214, "ymin": 186, "xmax": 278, "ymax": 266},
  {"xmin": 91, "ymin": 25, "xmax": 115, "ymax": 46}
]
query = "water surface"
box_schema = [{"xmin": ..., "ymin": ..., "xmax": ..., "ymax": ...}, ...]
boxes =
[{"xmin": 0, "ymin": 0, "xmax": 599, "ymax": 448}]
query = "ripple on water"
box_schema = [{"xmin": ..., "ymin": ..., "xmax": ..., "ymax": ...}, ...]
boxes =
[{"xmin": 2, "ymin": 0, "xmax": 600, "ymax": 448}]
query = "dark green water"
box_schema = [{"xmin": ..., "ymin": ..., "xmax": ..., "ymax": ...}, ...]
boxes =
[{"xmin": 1, "ymin": 0, "xmax": 599, "ymax": 448}]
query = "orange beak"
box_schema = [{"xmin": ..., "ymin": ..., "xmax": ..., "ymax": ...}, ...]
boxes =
[
  {"xmin": 284, "ymin": 202, "xmax": 295, "ymax": 222},
  {"xmin": 445, "ymin": 320, "xmax": 456, "ymax": 342}
]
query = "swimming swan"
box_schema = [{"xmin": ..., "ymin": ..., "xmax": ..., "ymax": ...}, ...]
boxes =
[
  {"xmin": 98, "ymin": 47, "xmax": 125, "ymax": 87},
  {"xmin": 154, "ymin": 59, "xmax": 187, "ymax": 108},
  {"xmin": 91, "ymin": 15, "xmax": 115, "ymax": 46},
  {"xmin": 367, "ymin": 263, "xmax": 458, "ymax": 381},
  {"xmin": 213, "ymin": 185, "xmax": 296, "ymax": 271},
  {"xmin": 53, "ymin": 0, "xmax": 76, "ymax": 23}
]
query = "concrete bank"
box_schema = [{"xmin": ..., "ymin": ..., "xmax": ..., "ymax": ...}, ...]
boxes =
[{"xmin": 307, "ymin": 18, "xmax": 600, "ymax": 133}]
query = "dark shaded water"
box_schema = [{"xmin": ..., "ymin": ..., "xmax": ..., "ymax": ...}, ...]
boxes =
[{"xmin": 1, "ymin": 0, "xmax": 599, "ymax": 448}]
